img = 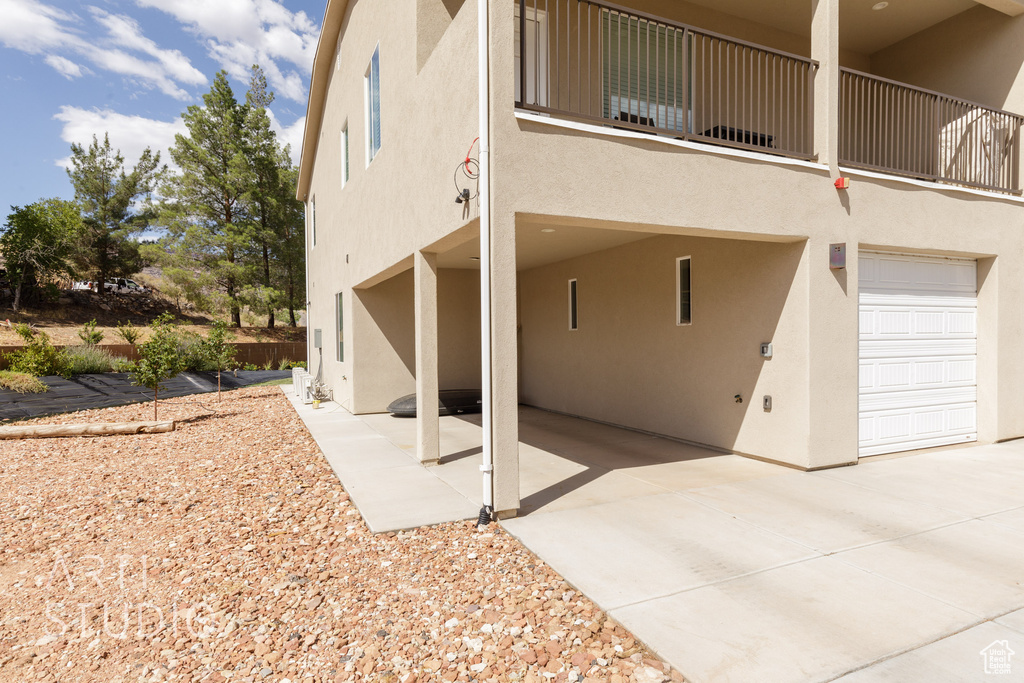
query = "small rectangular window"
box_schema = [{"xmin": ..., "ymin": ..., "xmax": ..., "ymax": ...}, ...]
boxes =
[
  {"xmin": 676, "ymin": 257, "xmax": 691, "ymax": 325},
  {"xmin": 365, "ymin": 46, "xmax": 381, "ymax": 164},
  {"xmin": 341, "ymin": 124, "xmax": 349, "ymax": 187},
  {"xmin": 336, "ymin": 292, "xmax": 344, "ymax": 362},
  {"xmin": 568, "ymin": 279, "xmax": 578, "ymax": 331},
  {"xmin": 310, "ymin": 197, "xmax": 316, "ymax": 247}
]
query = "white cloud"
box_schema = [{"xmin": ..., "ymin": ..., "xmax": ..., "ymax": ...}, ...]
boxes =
[
  {"xmin": 135, "ymin": 0, "xmax": 319, "ymax": 103},
  {"xmin": 53, "ymin": 106, "xmax": 186, "ymax": 173},
  {"xmin": 267, "ymin": 110, "xmax": 305, "ymax": 166},
  {"xmin": 88, "ymin": 8, "xmax": 207, "ymax": 88},
  {"xmin": 0, "ymin": 0, "xmax": 78, "ymax": 53},
  {"xmin": 0, "ymin": 0, "xmax": 207, "ymax": 100},
  {"xmin": 44, "ymin": 54, "xmax": 85, "ymax": 79}
]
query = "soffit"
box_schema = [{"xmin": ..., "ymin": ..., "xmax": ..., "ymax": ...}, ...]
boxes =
[
  {"xmin": 436, "ymin": 223, "xmax": 656, "ymax": 271},
  {"xmin": 680, "ymin": 0, "xmax": 981, "ymax": 54}
]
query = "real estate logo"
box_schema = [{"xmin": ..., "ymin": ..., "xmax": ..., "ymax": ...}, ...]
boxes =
[{"xmin": 980, "ymin": 640, "xmax": 1015, "ymax": 675}]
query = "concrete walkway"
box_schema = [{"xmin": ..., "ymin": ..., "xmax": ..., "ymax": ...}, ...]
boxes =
[{"xmin": 287, "ymin": 390, "xmax": 1024, "ymax": 682}]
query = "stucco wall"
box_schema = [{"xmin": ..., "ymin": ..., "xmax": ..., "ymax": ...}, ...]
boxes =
[
  {"xmin": 305, "ymin": 0, "xmax": 483, "ymax": 407},
  {"xmin": 349, "ymin": 267, "xmax": 481, "ymax": 414},
  {"xmin": 519, "ymin": 234, "xmax": 811, "ymax": 465},
  {"xmin": 869, "ymin": 5, "xmax": 1024, "ymax": 114}
]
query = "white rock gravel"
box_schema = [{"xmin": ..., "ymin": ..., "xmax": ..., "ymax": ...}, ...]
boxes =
[{"xmin": 0, "ymin": 387, "xmax": 682, "ymax": 683}]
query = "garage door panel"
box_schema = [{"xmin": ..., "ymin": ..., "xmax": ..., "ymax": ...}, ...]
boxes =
[
  {"xmin": 861, "ymin": 254, "xmax": 977, "ymax": 295},
  {"xmin": 859, "ymin": 386, "xmax": 977, "ymax": 411},
  {"xmin": 859, "ymin": 402, "xmax": 977, "ymax": 456},
  {"xmin": 859, "ymin": 305, "xmax": 977, "ymax": 341},
  {"xmin": 859, "ymin": 252, "xmax": 977, "ymax": 457},
  {"xmin": 859, "ymin": 357, "xmax": 977, "ymax": 393}
]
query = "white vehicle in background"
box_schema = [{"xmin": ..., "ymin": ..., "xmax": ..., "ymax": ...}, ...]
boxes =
[
  {"xmin": 104, "ymin": 278, "xmax": 148, "ymax": 294},
  {"xmin": 72, "ymin": 279, "xmax": 148, "ymax": 294}
]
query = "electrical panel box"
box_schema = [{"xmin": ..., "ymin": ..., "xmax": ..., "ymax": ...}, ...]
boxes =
[
  {"xmin": 830, "ymin": 243, "xmax": 846, "ymax": 269},
  {"xmin": 760, "ymin": 342, "xmax": 773, "ymax": 359},
  {"xmin": 313, "ymin": 329, "xmax": 322, "ymax": 349}
]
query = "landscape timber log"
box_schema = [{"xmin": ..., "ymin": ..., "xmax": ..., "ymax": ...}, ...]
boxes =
[{"xmin": 0, "ymin": 421, "xmax": 175, "ymax": 440}]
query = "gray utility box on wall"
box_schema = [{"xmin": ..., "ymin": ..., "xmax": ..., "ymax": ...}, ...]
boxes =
[
  {"xmin": 830, "ymin": 243, "xmax": 846, "ymax": 269},
  {"xmin": 313, "ymin": 329, "xmax": 322, "ymax": 349}
]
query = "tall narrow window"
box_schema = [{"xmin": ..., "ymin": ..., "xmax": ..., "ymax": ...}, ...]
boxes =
[
  {"xmin": 676, "ymin": 257, "xmax": 691, "ymax": 325},
  {"xmin": 336, "ymin": 292, "xmax": 344, "ymax": 362},
  {"xmin": 365, "ymin": 46, "xmax": 381, "ymax": 164},
  {"xmin": 341, "ymin": 124, "xmax": 349, "ymax": 187},
  {"xmin": 568, "ymin": 279, "xmax": 578, "ymax": 331},
  {"xmin": 310, "ymin": 196, "xmax": 316, "ymax": 247}
]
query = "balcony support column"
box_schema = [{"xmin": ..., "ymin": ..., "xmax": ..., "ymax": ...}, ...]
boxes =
[
  {"xmin": 812, "ymin": 0, "xmax": 840, "ymax": 171},
  {"xmin": 415, "ymin": 250, "xmax": 440, "ymax": 466}
]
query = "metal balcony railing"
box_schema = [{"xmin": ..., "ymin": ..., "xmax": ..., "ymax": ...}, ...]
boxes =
[
  {"xmin": 840, "ymin": 68, "xmax": 1023, "ymax": 194},
  {"xmin": 515, "ymin": 0, "xmax": 818, "ymax": 160}
]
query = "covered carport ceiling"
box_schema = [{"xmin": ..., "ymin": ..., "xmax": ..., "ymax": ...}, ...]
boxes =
[
  {"xmin": 679, "ymin": 0, "xmax": 1020, "ymax": 55},
  {"xmin": 436, "ymin": 223, "xmax": 655, "ymax": 271}
]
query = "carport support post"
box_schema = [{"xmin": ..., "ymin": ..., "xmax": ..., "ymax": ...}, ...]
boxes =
[
  {"xmin": 415, "ymin": 250, "xmax": 440, "ymax": 466},
  {"xmin": 489, "ymin": 208, "xmax": 521, "ymax": 517}
]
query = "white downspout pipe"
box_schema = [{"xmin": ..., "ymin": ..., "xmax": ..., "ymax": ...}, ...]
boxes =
[{"xmin": 477, "ymin": 0, "xmax": 494, "ymax": 524}]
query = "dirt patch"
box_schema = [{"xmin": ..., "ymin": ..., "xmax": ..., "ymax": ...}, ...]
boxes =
[{"xmin": 0, "ymin": 388, "xmax": 678, "ymax": 683}]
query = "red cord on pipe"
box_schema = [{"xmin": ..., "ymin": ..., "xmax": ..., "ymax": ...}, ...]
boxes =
[{"xmin": 465, "ymin": 137, "xmax": 479, "ymax": 173}]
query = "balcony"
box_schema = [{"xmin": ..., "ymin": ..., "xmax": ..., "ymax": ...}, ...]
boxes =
[
  {"xmin": 514, "ymin": 0, "xmax": 1024, "ymax": 195},
  {"xmin": 514, "ymin": 0, "xmax": 818, "ymax": 160},
  {"xmin": 840, "ymin": 69, "xmax": 1023, "ymax": 194}
]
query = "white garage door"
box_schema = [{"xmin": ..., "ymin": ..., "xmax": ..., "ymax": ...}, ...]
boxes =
[{"xmin": 859, "ymin": 252, "xmax": 977, "ymax": 457}]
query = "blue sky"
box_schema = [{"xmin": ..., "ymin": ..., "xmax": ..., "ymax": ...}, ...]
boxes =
[{"xmin": 0, "ymin": 0, "xmax": 323, "ymax": 218}]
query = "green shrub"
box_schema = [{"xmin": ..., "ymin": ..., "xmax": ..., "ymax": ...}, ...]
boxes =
[
  {"xmin": 125, "ymin": 313, "xmax": 186, "ymax": 420},
  {"xmin": 278, "ymin": 358, "xmax": 307, "ymax": 370},
  {"xmin": 3, "ymin": 326, "xmax": 66, "ymax": 377},
  {"xmin": 61, "ymin": 345, "xmax": 120, "ymax": 375},
  {"xmin": 177, "ymin": 332, "xmax": 216, "ymax": 372},
  {"xmin": 0, "ymin": 370, "xmax": 48, "ymax": 393},
  {"xmin": 115, "ymin": 321, "xmax": 142, "ymax": 345},
  {"xmin": 243, "ymin": 363, "xmax": 259, "ymax": 371},
  {"xmin": 77, "ymin": 319, "xmax": 104, "ymax": 345}
]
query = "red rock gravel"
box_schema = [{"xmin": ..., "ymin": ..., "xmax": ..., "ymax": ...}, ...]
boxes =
[{"xmin": 0, "ymin": 387, "xmax": 682, "ymax": 683}]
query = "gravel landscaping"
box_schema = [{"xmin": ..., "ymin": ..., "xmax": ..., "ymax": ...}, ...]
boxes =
[{"xmin": 0, "ymin": 387, "xmax": 679, "ymax": 683}]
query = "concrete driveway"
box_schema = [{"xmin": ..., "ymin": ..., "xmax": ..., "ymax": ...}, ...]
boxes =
[{"xmin": 290, "ymin": 394, "xmax": 1024, "ymax": 682}]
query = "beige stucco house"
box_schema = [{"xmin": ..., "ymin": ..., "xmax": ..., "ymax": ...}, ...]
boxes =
[{"xmin": 297, "ymin": 0, "xmax": 1024, "ymax": 519}]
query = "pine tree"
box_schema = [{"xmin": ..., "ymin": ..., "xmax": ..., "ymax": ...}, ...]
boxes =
[
  {"xmin": 66, "ymin": 134, "xmax": 162, "ymax": 293},
  {"xmin": 241, "ymin": 65, "xmax": 306, "ymax": 328},
  {"xmin": 163, "ymin": 71, "xmax": 252, "ymax": 327},
  {"xmin": 241, "ymin": 65, "xmax": 284, "ymax": 328}
]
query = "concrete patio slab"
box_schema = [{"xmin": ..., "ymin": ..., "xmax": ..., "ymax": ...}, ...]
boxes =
[
  {"xmin": 286, "ymin": 394, "xmax": 478, "ymax": 532},
  {"xmin": 995, "ymin": 608, "xmax": 1024, "ymax": 635},
  {"xmin": 611, "ymin": 556, "xmax": 977, "ymax": 683},
  {"xmin": 832, "ymin": 620, "xmax": 1024, "ymax": 682},
  {"xmin": 681, "ymin": 471, "xmax": 970, "ymax": 553},
  {"xmin": 818, "ymin": 450, "xmax": 1024, "ymax": 517},
  {"xmin": 339, "ymin": 465, "xmax": 480, "ymax": 532},
  {"xmin": 501, "ymin": 492, "xmax": 818, "ymax": 609},
  {"xmin": 837, "ymin": 519, "xmax": 1024, "ymax": 618},
  {"xmin": 626, "ymin": 453, "xmax": 790, "ymax": 491}
]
